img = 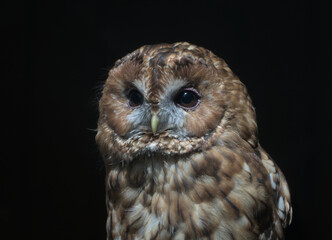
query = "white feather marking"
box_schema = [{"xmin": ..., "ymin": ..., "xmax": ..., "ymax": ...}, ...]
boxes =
[
  {"xmin": 243, "ymin": 162, "xmax": 251, "ymax": 173},
  {"xmin": 126, "ymin": 105, "xmax": 150, "ymax": 127},
  {"xmin": 147, "ymin": 142, "xmax": 158, "ymax": 151},
  {"xmin": 278, "ymin": 197, "xmax": 285, "ymax": 212},
  {"xmin": 161, "ymin": 79, "xmax": 187, "ymax": 101},
  {"xmin": 269, "ymin": 173, "xmax": 277, "ymax": 190},
  {"xmin": 144, "ymin": 214, "xmax": 160, "ymax": 239},
  {"xmin": 278, "ymin": 209, "xmax": 285, "ymax": 221},
  {"xmin": 134, "ymin": 77, "xmax": 149, "ymax": 95}
]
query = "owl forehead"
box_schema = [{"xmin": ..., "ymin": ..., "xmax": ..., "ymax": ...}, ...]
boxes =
[{"xmin": 136, "ymin": 66, "xmax": 188, "ymax": 103}]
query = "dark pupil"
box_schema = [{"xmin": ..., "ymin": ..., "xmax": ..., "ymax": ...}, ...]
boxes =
[
  {"xmin": 177, "ymin": 91, "xmax": 198, "ymax": 107},
  {"xmin": 129, "ymin": 91, "xmax": 143, "ymax": 107},
  {"xmin": 181, "ymin": 92, "xmax": 194, "ymax": 104}
]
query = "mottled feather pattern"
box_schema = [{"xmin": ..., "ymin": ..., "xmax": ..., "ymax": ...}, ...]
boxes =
[{"xmin": 96, "ymin": 42, "xmax": 292, "ymax": 239}]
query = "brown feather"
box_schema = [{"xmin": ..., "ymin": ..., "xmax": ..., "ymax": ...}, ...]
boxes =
[{"xmin": 96, "ymin": 42, "xmax": 292, "ymax": 239}]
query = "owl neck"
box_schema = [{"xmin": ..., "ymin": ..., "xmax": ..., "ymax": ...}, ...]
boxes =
[{"xmin": 106, "ymin": 132, "xmax": 255, "ymax": 202}]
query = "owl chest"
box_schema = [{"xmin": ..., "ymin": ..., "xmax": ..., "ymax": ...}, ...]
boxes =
[{"xmin": 107, "ymin": 152, "xmax": 266, "ymax": 239}]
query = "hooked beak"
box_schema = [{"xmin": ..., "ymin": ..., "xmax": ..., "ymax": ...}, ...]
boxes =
[{"xmin": 151, "ymin": 113, "xmax": 159, "ymax": 135}]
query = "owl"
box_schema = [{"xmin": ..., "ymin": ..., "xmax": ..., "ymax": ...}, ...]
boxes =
[{"xmin": 96, "ymin": 42, "xmax": 292, "ymax": 240}]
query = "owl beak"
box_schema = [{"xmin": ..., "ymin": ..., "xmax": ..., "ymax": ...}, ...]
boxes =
[{"xmin": 151, "ymin": 113, "xmax": 159, "ymax": 135}]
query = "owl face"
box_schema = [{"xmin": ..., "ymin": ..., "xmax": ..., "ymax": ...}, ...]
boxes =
[{"xmin": 97, "ymin": 42, "xmax": 257, "ymax": 162}]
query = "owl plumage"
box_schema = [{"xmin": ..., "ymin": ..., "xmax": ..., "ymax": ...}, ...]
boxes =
[{"xmin": 96, "ymin": 42, "xmax": 292, "ymax": 240}]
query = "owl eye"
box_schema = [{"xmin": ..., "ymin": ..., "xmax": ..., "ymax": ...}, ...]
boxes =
[
  {"xmin": 128, "ymin": 90, "xmax": 143, "ymax": 108},
  {"xmin": 174, "ymin": 88, "xmax": 201, "ymax": 110}
]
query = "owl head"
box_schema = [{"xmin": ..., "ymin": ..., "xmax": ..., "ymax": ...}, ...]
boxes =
[{"xmin": 96, "ymin": 42, "xmax": 257, "ymax": 164}]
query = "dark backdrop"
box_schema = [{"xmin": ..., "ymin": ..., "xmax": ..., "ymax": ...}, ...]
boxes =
[{"xmin": 2, "ymin": 0, "xmax": 331, "ymax": 239}]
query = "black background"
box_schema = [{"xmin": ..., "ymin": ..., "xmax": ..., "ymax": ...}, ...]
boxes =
[{"xmin": 2, "ymin": 0, "xmax": 331, "ymax": 239}]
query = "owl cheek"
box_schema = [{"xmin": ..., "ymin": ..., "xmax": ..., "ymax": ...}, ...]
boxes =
[
  {"xmin": 184, "ymin": 108, "xmax": 220, "ymax": 137},
  {"xmin": 185, "ymin": 115, "xmax": 209, "ymax": 137},
  {"xmin": 104, "ymin": 107, "xmax": 133, "ymax": 137}
]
